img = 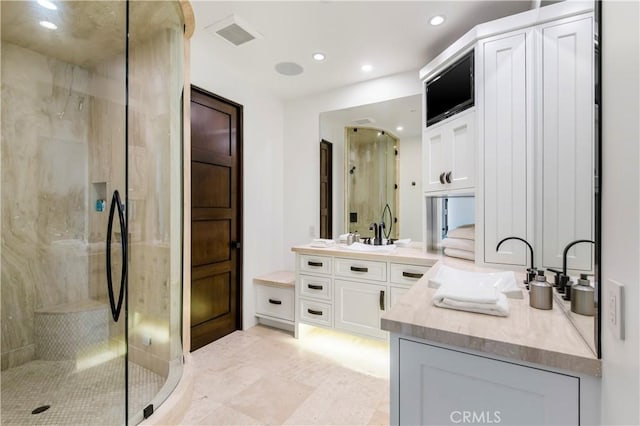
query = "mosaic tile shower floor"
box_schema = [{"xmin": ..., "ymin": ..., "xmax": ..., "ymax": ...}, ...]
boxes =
[{"xmin": 1, "ymin": 357, "xmax": 163, "ymax": 425}]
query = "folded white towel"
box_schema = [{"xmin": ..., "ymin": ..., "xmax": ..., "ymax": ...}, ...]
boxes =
[
  {"xmin": 444, "ymin": 247, "xmax": 475, "ymax": 261},
  {"xmin": 432, "ymin": 280, "xmax": 509, "ymax": 317},
  {"xmin": 441, "ymin": 237, "xmax": 475, "ymax": 252},
  {"xmin": 446, "ymin": 224, "xmax": 475, "ymax": 240},
  {"xmin": 310, "ymin": 238, "xmax": 335, "ymax": 247}
]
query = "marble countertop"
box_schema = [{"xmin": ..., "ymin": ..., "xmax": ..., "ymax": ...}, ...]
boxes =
[
  {"xmin": 291, "ymin": 244, "xmax": 439, "ymax": 266},
  {"xmin": 381, "ymin": 257, "xmax": 601, "ymax": 376},
  {"xmin": 253, "ymin": 270, "xmax": 295, "ymax": 288}
]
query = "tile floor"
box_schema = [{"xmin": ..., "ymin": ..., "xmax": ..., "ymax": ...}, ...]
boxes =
[{"xmin": 181, "ymin": 325, "xmax": 390, "ymax": 426}]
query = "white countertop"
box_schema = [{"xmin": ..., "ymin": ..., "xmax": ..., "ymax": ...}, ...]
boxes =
[{"xmin": 291, "ymin": 244, "xmax": 439, "ymax": 266}]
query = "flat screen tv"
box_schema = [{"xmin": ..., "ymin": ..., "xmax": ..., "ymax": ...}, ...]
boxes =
[{"xmin": 425, "ymin": 50, "xmax": 474, "ymax": 127}]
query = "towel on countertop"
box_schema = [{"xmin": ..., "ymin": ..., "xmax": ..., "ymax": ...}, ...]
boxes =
[
  {"xmin": 310, "ymin": 238, "xmax": 335, "ymax": 247},
  {"xmin": 441, "ymin": 237, "xmax": 475, "ymax": 252},
  {"xmin": 444, "ymin": 247, "xmax": 475, "ymax": 261},
  {"xmin": 446, "ymin": 224, "xmax": 475, "ymax": 240},
  {"xmin": 432, "ymin": 280, "xmax": 510, "ymax": 317}
]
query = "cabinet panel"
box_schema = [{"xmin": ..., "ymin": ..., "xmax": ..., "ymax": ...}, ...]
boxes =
[
  {"xmin": 390, "ymin": 263, "xmax": 430, "ymax": 285},
  {"xmin": 298, "ymin": 254, "xmax": 332, "ymax": 275},
  {"xmin": 334, "ymin": 258, "xmax": 387, "ymax": 282},
  {"xmin": 255, "ymin": 285, "xmax": 294, "ymax": 322},
  {"xmin": 299, "ymin": 274, "xmax": 332, "ymax": 301},
  {"xmin": 541, "ymin": 17, "xmax": 594, "ymax": 270},
  {"xmin": 390, "ymin": 286, "xmax": 409, "ymax": 309},
  {"xmin": 334, "ymin": 279, "xmax": 387, "ymax": 339},
  {"xmin": 300, "ymin": 299, "xmax": 332, "ymax": 327},
  {"xmin": 423, "ymin": 111, "xmax": 475, "ymax": 194},
  {"xmin": 399, "ymin": 339, "xmax": 579, "ymax": 425},
  {"xmin": 482, "ymin": 33, "xmax": 529, "ymax": 266}
]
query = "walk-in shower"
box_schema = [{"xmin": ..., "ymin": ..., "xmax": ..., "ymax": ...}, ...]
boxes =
[
  {"xmin": 346, "ymin": 127, "xmax": 399, "ymax": 240},
  {"xmin": 1, "ymin": 1, "xmax": 188, "ymax": 424}
]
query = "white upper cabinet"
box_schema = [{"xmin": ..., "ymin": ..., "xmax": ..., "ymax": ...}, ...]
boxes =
[
  {"xmin": 540, "ymin": 16, "xmax": 594, "ymax": 271},
  {"xmin": 479, "ymin": 31, "xmax": 531, "ymax": 266},
  {"xmin": 423, "ymin": 109, "xmax": 475, "ymax": 194}
]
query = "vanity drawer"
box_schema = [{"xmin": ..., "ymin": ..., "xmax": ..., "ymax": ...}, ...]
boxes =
[
  {"xmin": 390, "ymin": 263, "xmax": 430, "ymax": 285},
  {"xmin": 299, "ymin": 299, "xmax": 332, "ymax": 327},
  {"xmin": 255, "ymin": 285, "xmax": 294, "ymax": 321},
  {"xmin": 299, "ymin": 274, "xmax": 332, "ymax": 301},
  {"xmin": 334, "ymin": 258, "xmax": 387, "ymax": 282},
  {"xmin": 299, "ymin": 255, "xmax": 332, "ymax": 275}
]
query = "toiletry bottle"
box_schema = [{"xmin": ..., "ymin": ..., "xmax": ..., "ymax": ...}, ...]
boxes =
[
  {"xmin": 529, "ymin": 270, "xmax": 553, "ymax": 310},
  {"xmin": 570, "ymin": 274, "xmax": 595, "ymax": 316}
]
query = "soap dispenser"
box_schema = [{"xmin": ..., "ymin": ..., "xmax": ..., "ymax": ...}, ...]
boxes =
[
  {"xmin": 570, "ymin": 274, "xmax": 595, "ymax": 316},
  {"xmin": 529, "ymin": 270, "xmax": 553, "ymax": 310}
]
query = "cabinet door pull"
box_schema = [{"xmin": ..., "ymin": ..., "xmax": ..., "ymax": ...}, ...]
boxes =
[
  {"xmin": 268, "ymin": 299, "xmax": 282, "ymax": 305},
  {"xmin": 439, "ymin": 172, "xmax": 446, "ymax": 184},
  {"xmin": 307, "ymin": 308, "xmax": 323, "ymax": 316},
  {"xmin": 308, "ymin": 284, "xmax": 324, "ymax": 290},
  {"xmin": 402, "ymin": 271, "xmax": 424, "ymax": 279},
  {"xmin": 379, "ymin": 290, "xmax": 385, "ymax": 310},
  {"xmin": 445, "ymin": 171, "xmax": 452, "ymax": 184},
  {"xmin": 350, "ymin": 266, "xmax": 368, "ymax": 273},
  {"xmin": 307, "ymin": 261, "xmax": 323, "ymax": 267}
]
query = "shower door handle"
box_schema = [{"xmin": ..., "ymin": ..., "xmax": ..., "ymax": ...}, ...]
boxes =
[{"xmin": 106, "ymin": 190, "xmax": 127, "ymax": 322}]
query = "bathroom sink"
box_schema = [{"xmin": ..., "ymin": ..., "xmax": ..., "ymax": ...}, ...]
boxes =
[
  {"xmin": 341, "ymin": 242, "xmax": 397, "ymax": 253},
  {"xmin": 428, "ymin": 265, "xmax": 523, "ymax": 299}
]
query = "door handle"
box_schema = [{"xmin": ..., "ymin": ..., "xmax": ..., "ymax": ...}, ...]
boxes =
[
  {"xmin": 379, "ymin": 290, "xmax": 385, "ymax": 310},
  {"xmin": 445, "ymin": 171, "xmax": 452, "ymax": 184},
  {"xmin": 307, "ymin": 261, "xmax": 323, "ymax": 267},
  {"xmin": 268, "ymin": 299, "xmax": 282, "ymax": 305},
  {"xmin": 308, "ymin": 284, "xmax": 324, "ymax": 290},
  {"xmin": 439, "ymin": 172, "xmax": 446, "ymax": 184},
  {"xmin": 307, "ymin": 308, "xmax": 323, "ymax": 316},
  {"xmin": 231, "ymin": 241, "xmax": 241, "ymax": 249},
  {"xmin": 106, "ymin": 190, "xmax": 127, "ymax": 323},
  {"xmin": 350, "ymin": 266, "xmax": 368, "ymax": 273}
]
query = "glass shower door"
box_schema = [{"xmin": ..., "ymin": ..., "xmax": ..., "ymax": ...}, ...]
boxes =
[{"xmin": 1, "ymin": 1, "xmax": 128, "ymax": 424}]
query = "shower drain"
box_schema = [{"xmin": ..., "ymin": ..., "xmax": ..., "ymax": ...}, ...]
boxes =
[{"xmin": 31, "ymin": 405, "xmax": 51, "ymax": 415}]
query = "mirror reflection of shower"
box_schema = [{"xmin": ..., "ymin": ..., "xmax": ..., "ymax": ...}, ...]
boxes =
[{"xmin": 346, "ymin": 127, "xmax": 399, "ymax": 239}]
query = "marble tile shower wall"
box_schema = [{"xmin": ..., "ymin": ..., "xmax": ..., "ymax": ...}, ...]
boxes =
[
  {"xmin": 1, "ymin": 42, "xmax": 91, "ymax": 370},
  {"xmin": 1, "ymin": 29, "xmax": 181, "ymax": 375}
]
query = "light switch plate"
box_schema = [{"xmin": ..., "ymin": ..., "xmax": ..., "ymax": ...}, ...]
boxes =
[{"xmin": 606, "ymin": 279, "xmax": 625, "ymax": 340}]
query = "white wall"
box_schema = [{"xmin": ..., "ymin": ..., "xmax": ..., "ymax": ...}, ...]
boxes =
[
  {"xmin": 283, "ymin": 70, "xmax": 422, "ymax": 269},
  {"xmin": 601, "ymin": 1, "xmax": 640, "ymax": 424},
  {"xmin": 190, "ymin": 35, "xmax": 285, "ymax": 330}
]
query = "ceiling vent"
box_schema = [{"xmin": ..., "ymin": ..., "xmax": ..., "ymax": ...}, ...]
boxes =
[
  {"xmin": 352, "ymin": 117, "xmax": 376, "ymax": 125},
  {"xmin": 205, "ymin": 15, "xmax": 262, "ymax": 47}
]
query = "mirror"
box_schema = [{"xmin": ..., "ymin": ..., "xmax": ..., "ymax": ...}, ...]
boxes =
[{"xmin": 320, "ymin": 94, "xmax": 422, "ymax": 241}]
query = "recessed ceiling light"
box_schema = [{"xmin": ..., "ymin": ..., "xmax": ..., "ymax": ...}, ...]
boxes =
[
  {"xmin": 312, "ymin": 52, "xmax": 326, "ymax": 61},
  {"xmin": 39, "ymin": 20, "xmax": 57, "ymax": 30},
  {"xmin": 430, "ymin": 15, "xmax": 445, "ymax": 26},
  {"xmin": 396, "ymin": 126, "xmax": 404, "ymax": 131},
  {"xmin": 37, "ymin": 0, "xmax": 57, "ymax": 10},
  {"xmin": 361, "ymin": 64, "xmax": 373, "ymax": 72}
]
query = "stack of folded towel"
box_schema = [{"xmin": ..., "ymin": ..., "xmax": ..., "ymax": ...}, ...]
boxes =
[
  {"xmin": 432, "ymin": 279, "xmax": 509, "ymax": 317},
  {"xmin": 441, "ymin": 224, "xmax": 475, "ymax": 261}
]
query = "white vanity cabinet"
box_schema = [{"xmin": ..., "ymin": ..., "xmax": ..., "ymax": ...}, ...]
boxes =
[
  {"xmin": 423, "ymin": 109, "xmax": 475, "ymax": 194},
  {"xmin": 294, "ymin": 249, "xmax": 432, "ymax": 339},
  {"xmin": 539, "ymin": 15, "xmax": 594, "ymax": 271},
  {"xmin": 478, "ymin": 29, "xmax": 531, "ymax": 266},
  {"xmin": 392, "ymin": 337, "xmax": 596, "ymax": 425},
  {"xmin": 474, "ymin": 11, "xmax": 595, "ymax": 269}
]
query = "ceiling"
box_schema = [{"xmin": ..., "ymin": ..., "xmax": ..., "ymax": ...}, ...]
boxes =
[{"xmin": 190, "ymin": 1, "xmax": 534, "ymax": 100}]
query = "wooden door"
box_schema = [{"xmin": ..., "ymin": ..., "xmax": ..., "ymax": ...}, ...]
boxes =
[
  {"xmin": 190, "ymin": 86, "xmax": 242, "ymax": 351},
  {"xmin": 320, "ymin": 140, "xmax": 332, "ymax": 239}
]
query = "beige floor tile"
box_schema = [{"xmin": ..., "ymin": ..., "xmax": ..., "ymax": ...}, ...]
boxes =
[
  {"xmin": 190, "ymin": 404, "xmax": 263, "ymax": 426},
  {"xmin": 228, "ymin": 374, "xmax": 314, "ymax": 425},
  {"xmin": 368, "ymin": 410, "xmax": 390, "ymax": 426}
]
